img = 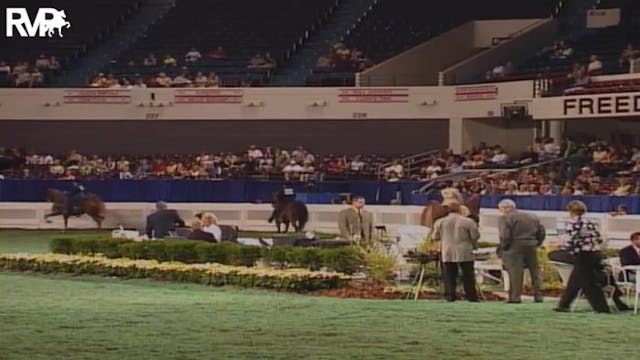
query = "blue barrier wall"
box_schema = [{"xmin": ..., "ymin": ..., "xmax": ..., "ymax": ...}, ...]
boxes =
[
  {"xmin": 1, "ymin": 180, "xmax": 637, "ymax": 213},
  {"xmin": 0, "ymin": 180, "xmax": 422, "ymax": 204}
]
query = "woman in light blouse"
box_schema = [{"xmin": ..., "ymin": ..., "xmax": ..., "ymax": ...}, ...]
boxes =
[{"xmin": 555, "ymin": 200, "xmax": 610, "ymax": 313}]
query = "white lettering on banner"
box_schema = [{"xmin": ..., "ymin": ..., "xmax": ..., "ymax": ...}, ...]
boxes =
[
  {"xmin": 338, "ymin": 88, "xmax": 409, "ymax": 103},
  {"xmin": 562, "ymin": 94, "xmax": 640, "ymax": 117},
  {"xmin": 6, "ymin": 8, "xmax": 71, "ymax": 37},
  {"xmin": 63, "ymin": 89, "xmax": 131, "ymax": 104},
  {"xmin": 174, "ymin": 89, "xmax": 243, "ymax": 104},
  {"xmin": 454, "ymin": 85, "xmax": 498, "ymax": 101}
]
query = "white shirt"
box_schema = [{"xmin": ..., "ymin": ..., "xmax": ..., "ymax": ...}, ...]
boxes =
[
  {"xmin": 248, "ymin": 149, "xmax": 263, "ymax": 159},
  {"xmin": 185, "ymin": 50, "xmax": 202, "ymax": 62},
  {"xmin": 283, "ymin": 164, "xmax": 302, "ymax": 173},
  {"xmin": 491, "ymin": 153, "xmax": 509, "ymax": 164},
  {"xmin": 203, "ymin": 224, "xmax": 222, "ymax": 242},
  {"xmin": 426, "ymin": 165, "xmax": 442, "ymax": 173},
  {"xmin": 588, "ymin": 60, "xmax": 602, "ymax": 72}
]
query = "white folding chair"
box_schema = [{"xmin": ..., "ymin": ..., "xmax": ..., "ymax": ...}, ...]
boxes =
[
  {"xmin": 620, "ymin": 265, "xmax": 640, "ymax": 315},
  {"xmin": 605, "ymin": 257, "xmax": 635, "ymax": 304}
]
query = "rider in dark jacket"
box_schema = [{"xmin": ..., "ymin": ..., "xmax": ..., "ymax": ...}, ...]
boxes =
[{"xmin": 66, "ymin": 182, "xmax": 86, "ymax": 215}]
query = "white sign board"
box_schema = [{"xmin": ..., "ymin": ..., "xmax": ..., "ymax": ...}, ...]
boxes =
[
  {"xmin": 531, "ymin": 92, "xmax": 640, "ymax": 119},
  {"xmin": 587, "ymin": 8, "xmax": 621, "ymax": 28}
]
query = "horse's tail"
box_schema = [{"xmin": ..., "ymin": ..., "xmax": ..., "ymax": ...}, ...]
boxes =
[{"xmin": 295, "ymin": 202, "xmax": 309, "ymax": 231}]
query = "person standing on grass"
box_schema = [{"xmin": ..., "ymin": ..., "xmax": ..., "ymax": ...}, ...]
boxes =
[
  {"xmin": 554, "ymin": 201, "xmax": 610, "ymax": 313},
  {"xmin": 497, "ymin": 199, "xmax": 546, "ymax": 303},
  {"xmin": 432, "ymin": 203, "xmax": 480, "ymax": 302}
]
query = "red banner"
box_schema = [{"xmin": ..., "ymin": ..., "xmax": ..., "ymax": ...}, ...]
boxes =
[{"xmin": 454, "ymin": 85, "xmax": 498, "ymax": 101}]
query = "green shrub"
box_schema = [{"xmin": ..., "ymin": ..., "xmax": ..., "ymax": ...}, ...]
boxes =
[
  {"xmin": 360, "ymin": 246, "xmax": 397, "ymax": 283},
  {"xmin": 323, "ymin": 247, "xmax": 365, "ymax": 275},
  {"xmin": 50, "ymin": 237, "xmax": 73, "ymax": 254},
  {"xmin": 48, "ymin": 235, "xmax": 363, "ymax": 273}
]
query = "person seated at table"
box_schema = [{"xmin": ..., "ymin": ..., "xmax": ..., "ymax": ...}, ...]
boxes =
[
  {"xmin": 548, "ymin": 248, "xmax": 631, "ymax": 311},
  {"xmin": 201, "ymin": 212, "xmax": 221, "ymax": 242},
  {"xmin": 145, "ymin": 201, "xmax": 185, "ymax": 239},
  {"xmin": 187, "ymin": 218, "xmax": 216, "ymax": 242},
  {"xmin": 619, "ymin": 232, "xmax": 640, "ymax": 282},
  {"xmin": 609, "ymin": 204, "xmax": 628, "ymax": 217}
]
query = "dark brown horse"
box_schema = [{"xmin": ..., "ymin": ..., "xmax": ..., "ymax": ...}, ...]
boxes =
[
  {"xmin": 45, "ymin": 188, "xmax": 106, "ymax": 230},
  {"xmin": 420, "ymin": 195, "xmax": 480, "ymax": 228},
  {"xmin": 268, "ymin": 192, "xmax": 309, "ymax": 233}
]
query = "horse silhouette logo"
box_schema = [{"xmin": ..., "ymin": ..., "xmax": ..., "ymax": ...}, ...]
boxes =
[
  {"xmin": 42, "ymin": 9, "xmax": 71, "ymax": 37},
  {"xmin": 5, "ymin": 8, "xmax": 71, "ymax": 37}
]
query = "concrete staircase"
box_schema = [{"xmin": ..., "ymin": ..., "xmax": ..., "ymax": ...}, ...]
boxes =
[
  {"xmin": 269, "ymin": 0, "xmax": 379, "ymax": 87},
  {"xmin": 54, "ymin": 0, "xmax": 176, "ymax": 87}
]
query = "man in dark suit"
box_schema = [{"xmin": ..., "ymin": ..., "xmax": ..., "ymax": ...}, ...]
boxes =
[
  {"xmin": 619, "ymin": 232, "xmax": 640, "ymax": 282},
  {"xmin": 145, "ymin": 201, "xmax": 185, "ymax": 238},
  {"xmin": 497, "ymin": 199, "xmax": 546, "ymax": 303},
  {"xmin": 187, "ymin": 219, "xmax": 216, "ymax": 242}
]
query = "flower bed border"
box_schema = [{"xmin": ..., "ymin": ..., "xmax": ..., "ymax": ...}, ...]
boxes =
[{"xmin": 0, "ymin": 253, "xmax": 351, "ymax": 291}]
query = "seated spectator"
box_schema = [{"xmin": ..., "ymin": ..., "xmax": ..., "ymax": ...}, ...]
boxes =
[
  {"xmin": 587, "ymin": 54, "xmax": 602, "ymax": 73},
  {"xmin": 248, "ymin": 53, "xmax": 275, "ymax": 69},
  {"xmin": 89, "ymin": 73, "xmax": 108, "ymax": 87},
  {"xmin": 184, "ymin": 47, "xmax": 202, "ymax": 63},
  {"xmin": 172, "ymin": 71, "xmax": 192, "ymax": 87},
  {"xmin": 490, "ymin": 147, "xmax": 509, "ymax": 165},
  {"xmin": 201, "ymin": 212, "xmax": 221, "ymax": 242},
  {"xmin": 349, "ymin": 155, "xmax": 365, "ymax": 172},
  {"xmin": 208, "ymin": 46, "xmax": 226, "ymax": 60},
  {"xmin": 145, "ymin": 201, "xmax": 185, "ymax": 238},
  {"xmin": 247, "ymin": 145, "xmax": 263, "ymax": 160},
  {"xmin": 592, "ymin": 145, "xmax": 608, "ymax": 163},
  {"xmin": 316, "ymin": 53, "xmax": 333, "ymax": 69},
  {"xmin": 300, "ymin": 161, "xmax": 315, "ymax": 182},
  {"xmin": 385, "ymin": 160, "xmax": 404, "ymax": 179},
  {"xmin": 207, "ymin": 72, "xmax": 221, "ymax": 87},
  {"xmin": 519, "ymin": 145, "xmax": 539, "ymax": 165},
  {"xmin": 163, "ymin": 54, "xmax": 177, "ymax": 67},
  {"xmin": 550, "ymin": 40, "xmax": 573, "ymax": 59},
  {"xmin": 187, "ymin": 218, "xmax": 217, "ymax": 242},
  {"xmin": 35, "ymin": 54, "xmax": 50, "ymax": 69},
  {"xmin": 155, "ymin": 72, "xmax": 173, "ymax": 87},
  {"xmin": 143, "ymin": 53, "xmax": 157, "ymax": 66},
  {"xmin": 193, "ymin": 72, "xmax": 208, "ymax": 87},
  {"xmin": 619, "ymin": 232, "xmax": 640, "ymax": 282},
  {"xmin": 0, "ymin": 61, "xmax": 11, "ymax": 74},
  {"xmin": 283, "ymin": 160, "xmax": 302, "ymax": 181},
  {"xmin": 422, "ymin": 160, "xmax": 442, "ymax": 178},
  {"xmin": 613, "ymin": 178, "xmax": 632, "ymax": 196},
  {"xmin": 132, "ymin": 78, "xmax": 147, "ymax": 88},
  {"xmin": 619, "ymin": 43, "xmax": 639, "ymax": 69},
  {"xmin": 630, "ymin": 147, "xmax": 640, "ymax": 162}
]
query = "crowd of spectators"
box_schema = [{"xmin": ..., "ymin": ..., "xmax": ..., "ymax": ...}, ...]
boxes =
[
  {"xmin": 315, "ymin": 42, "xmax": 374, "ymax": 72},
  {"xmin": 0, "ymin": 146, "xmax": 393, "ymax": 181},
  {"xmin": 89, "ymin": 47, "xmax": 268, "ymax": 88},
  {"xmin": 0, "ymin": 55, "xmax": 62, "ymax": 87},
  {"xmin": 448, "ymin": 139, "xmax": 640, "ymax": 197}
]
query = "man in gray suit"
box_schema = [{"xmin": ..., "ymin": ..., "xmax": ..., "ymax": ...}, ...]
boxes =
[
  {"xmin": 432, "ymin": 204, "xmax": 481, "ymax": 302},
  {"xmin": 338, "ymin": 195, "xmax": 373, "ymax": 242},
  {"xmin": 497, "ymin": 199, "xmax": 546, "ymax": 303}
]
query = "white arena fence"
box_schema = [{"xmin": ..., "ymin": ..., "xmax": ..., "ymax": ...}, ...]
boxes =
[{"xmin": 1, "ymin": 203, "xmax": 638, "ymax": 249}]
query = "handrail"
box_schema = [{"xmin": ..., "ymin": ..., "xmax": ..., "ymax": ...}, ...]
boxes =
[{"xmin": 377, "ymin": 149, "xmax": 441, "ymax": 179}]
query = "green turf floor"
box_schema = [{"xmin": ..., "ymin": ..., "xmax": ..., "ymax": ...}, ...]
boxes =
[
  {"xmin": 1, "ymin": 230, "xmax": 638, "ymax": 359},
  {"xmin": 0, "ymin": 271, "xmax": 637, "ymax": 360}
]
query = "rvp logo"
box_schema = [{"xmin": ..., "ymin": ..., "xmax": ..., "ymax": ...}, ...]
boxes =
[{"xmin": 5, "ymin": 8, "xmax": 71, "ymax": 37}]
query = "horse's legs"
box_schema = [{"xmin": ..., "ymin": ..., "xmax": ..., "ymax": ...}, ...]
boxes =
[
  {"xmin": 91, "ymin": 216, "xmax": 103, "ymax": 229},
  {"xmin": 284, "ymin": 222, "xmax": 290, "ymax": 233},
  {"xmin": 275, "ymin": 221, "xmax": 281, "ymax": 233},
  {"xmin": 44, "ymin": 211, "xmax": 61, "ymax": 223},
  {"xmin": 63, "ymin": 215, "xmax": 69, "ymax": 231}
]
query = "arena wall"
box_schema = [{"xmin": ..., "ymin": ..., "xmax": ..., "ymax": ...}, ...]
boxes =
[{"xmin": 2, "ymin": 203, "xmax": 635, "ymax": 248}]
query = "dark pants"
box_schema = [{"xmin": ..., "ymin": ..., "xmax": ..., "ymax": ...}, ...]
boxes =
[
  {"xmin": 442, "ymin": 261, "xmax": 478, "ymax": 302},
  {"xmin": 558, "ymin": 251, "xmax": 610, "ymax": 313},
  {"xmin": 503, "ymin": 243, "xmax": 542, "ymax": 302}
]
